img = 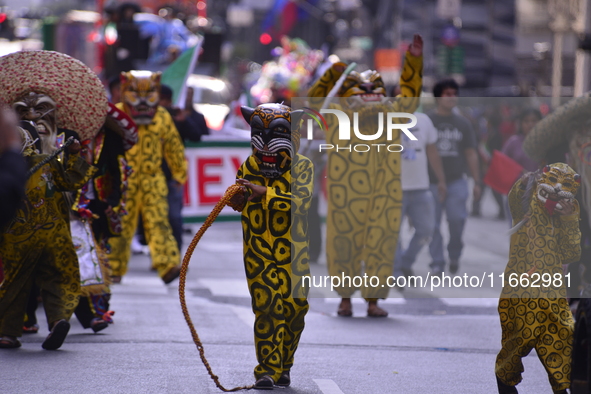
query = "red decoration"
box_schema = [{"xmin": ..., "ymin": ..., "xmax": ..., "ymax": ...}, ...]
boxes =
[
  {"xmin": 260, "ymin": 33, "xmax": 272, "ymax": 45},
  {"xmin": 483, "ymin": 150, "xmax": 524, "ymax": 195}
]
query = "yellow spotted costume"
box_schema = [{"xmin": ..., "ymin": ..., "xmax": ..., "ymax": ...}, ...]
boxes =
[
  {"xmin": 235, "ymin": 104, "xmax": 313, "ymax": 383},
  {"xmin": 496, "ymin": 163, "xmax": 581, "ymax": 393},
  {"xmin": 108, "ymin": 71, "xmax": 186, "ymax": 281},
  {"xmin": 0, "ymin": 150, "xmax": 93, "ymax": 338},
  {"xmin": 307, "ymin": 53, "xmax": 422, "ymax": 299},
  {"xmin": 108, "ymin": 105, "xmax": 187, "ymax": 279}
]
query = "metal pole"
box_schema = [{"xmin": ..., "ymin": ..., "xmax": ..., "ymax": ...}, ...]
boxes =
[
  {"xmin": 393, "ymin": 0, "xmax": 402, "ymax": 50},
  {"xmin": 549, "ymin": 0, "xmax": 573, "ymax": 107},
  {"xmin": 574, "ymin": 47, "xmax": 590, "ymax": 96},
  {"xmin": 552, "ymin": 30, "xmax": 564, "ymax": 108},
  {"xmin": 487, "ymin": 0, "xmax": 495, "ymax": 91},
  {"xmin": 574, "ymin": 0, "xmax": 591, "ymax": 96}
]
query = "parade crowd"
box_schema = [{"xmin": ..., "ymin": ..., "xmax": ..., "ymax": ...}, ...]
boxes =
[{"xmin": 0, "ymin": 22, "xmax": 584, "ymax": 393}]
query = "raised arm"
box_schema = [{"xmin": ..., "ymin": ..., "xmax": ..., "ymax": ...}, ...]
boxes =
[{"xmin": 393, "ymin": 34, "xmax": 423, "ymax": 113}]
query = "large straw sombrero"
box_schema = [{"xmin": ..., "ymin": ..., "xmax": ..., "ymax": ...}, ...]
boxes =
[
  {"xmin": 523, "ymin": 94, "xmax": 591, "ymax": 161},
  {"xmin": 523, "ymin": 93, "xmax": 591, "ymax": 228},
  {"xmin": 0, "ymin": 50, "xmax": 108, "ymax": 140}
]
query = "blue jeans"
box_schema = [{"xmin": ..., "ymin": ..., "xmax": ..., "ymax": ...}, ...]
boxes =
[
  {"xmin": 503, "ymin": 195, "xmax": 512, "ymax": 228},
  {"xmin": 429, "ymin": 177, "xmax": 469, "ymax": 270},
  {"xmin": 394, "ymin": 189, "xmax": 436, "ymax": 276},
  {"xmin": 167, "ymin": 180, "xmax": 184, "ymax": 251}
]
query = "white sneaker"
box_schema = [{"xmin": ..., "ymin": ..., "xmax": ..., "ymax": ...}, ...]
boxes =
[{"xmin": 131, "ymin": 236, "xmax": 143, "ymax": 255}]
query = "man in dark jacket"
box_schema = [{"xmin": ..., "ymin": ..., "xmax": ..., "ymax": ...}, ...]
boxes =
[
  {"xmin": 159, "ymin": 84, "xmax": 208, "ymax": 250},
  {"xmin": 0, "ymin": 107, "xmax": 26, "ymax": 230}
]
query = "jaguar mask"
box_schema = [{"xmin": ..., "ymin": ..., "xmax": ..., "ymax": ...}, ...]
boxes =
[
  {"xmin": 339, "ymin": 69, "xmax": 388, "ymax": 108},
  {"xmin": 241, "ymin": 104, "xmax": 304, "ymax": 178},
  {"xmin": 13, "ymin": 92, "xmax": 58, "ymax": 154},
  {"xmin": 120, "ymin": 71, "xmax": 161, "ymax": 125},
  {"xmin": 536, "ymin": 163, "xmax": 580, "ymax": 215}
]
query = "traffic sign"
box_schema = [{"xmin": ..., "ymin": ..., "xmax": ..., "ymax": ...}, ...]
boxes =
[
  {"xmin": 437, "ymin": 0, "xmax": 462, "ymax": 20},
  {"xmin": 441, "ymin": 25, "xmax": 460, "ymax": 47}
]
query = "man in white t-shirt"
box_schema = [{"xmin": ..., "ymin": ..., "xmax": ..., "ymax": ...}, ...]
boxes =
[{"xmin": 394, "ymin": 112, "xmax": 446, "ymax": 280}]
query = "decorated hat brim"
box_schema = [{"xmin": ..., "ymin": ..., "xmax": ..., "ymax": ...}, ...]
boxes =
[{"xmin": 0, "ymin": 50, "xmax": 108, "ymax": 140}]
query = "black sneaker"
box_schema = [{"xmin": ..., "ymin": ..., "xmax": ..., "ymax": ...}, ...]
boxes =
[
  {"xmin": 276, "ymin": 371, "xmax": 290, "ymax": 387},
  {"xmin": 431, "ymin": 266, "xmax": 444, "ymax": 277},
  {"xmin": 401, "ymin": 267, "xmax": 414, "ymax": 278},
  {"xmin": 449, "ymin": 259, "xmax": 459, "ymax": 275},
  {"xmin": 42, "ymin": 320, "xmax": 70, "ymax": 350},
  {"xmin": 253, "ymin": 375, "xmax": 274, "ymax": 390},
  {"xmin": 496, "ymin": 376, "xmax": 518, "ymax": 394},
  {"xmin": 162, "ymin": 265, "xmax": 181, "ymax": 284},
  {"xmin": 90, "ymin": 318, "xmax": 109, "ymax": 333}
]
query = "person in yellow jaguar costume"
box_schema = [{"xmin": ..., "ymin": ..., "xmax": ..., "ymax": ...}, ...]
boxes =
[
  {"xmin": 495, "ymin": 163, "xmax": 581, "ymax": 394},
  {"xmin": 307, "ymin": 34, "xmax": 423, "ymax": 317},
  {"xmin": 230, "ymin": 103, "xmax": 312, "ymax": 390},
  {"xmin": 108, "ymin": 71, "xmax": 187, "ymax": 284}
]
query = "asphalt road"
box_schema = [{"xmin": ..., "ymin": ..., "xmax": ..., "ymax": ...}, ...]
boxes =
[{"xmin": 0, "ymin": 190, "xmax": 556, "ymax": 393}]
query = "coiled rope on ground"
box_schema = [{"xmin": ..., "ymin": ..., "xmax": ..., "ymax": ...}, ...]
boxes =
[{"xmin": 178, "ymin": 184, "xmax": 253, "ymax": 392}]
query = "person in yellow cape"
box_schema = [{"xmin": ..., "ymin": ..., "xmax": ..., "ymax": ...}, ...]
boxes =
[
  {"xmin": 307, "ymin": 34, "xmax": 423, "ymax": 317},
  {"xmin": 495, "ymin": 163, "xmax": 581, "ymax": 394},
  {"xmin": 108, "ymin": 70, "xmax": 187, "ymax": 284}
]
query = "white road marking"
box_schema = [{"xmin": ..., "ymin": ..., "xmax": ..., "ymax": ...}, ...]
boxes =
[
  {"xmin": 198, "ymin": 278, "xmax": 251, "ymax": 297},
  {"xmin": 230, "ymin": 305, "xmax": 255, "ymax": 327},
  {"xmin": 196, "ymin": 242, "xmax": 244, "ymax": 252},
  {"xmin": 440, "ymin": 298, "xmax": 498, "ymax": 307},
  {"xmin": 111, "ymin": 276, "xmax": 168, "ymax": 295},
  {"xmin": 198, "ymin": 284, "xmax": 497, "ymax": 309},
  {"xmin": 199, "ymin": 280, "xmax": 498, "ymax": 313},
  {"xmin": 323, "ymin": 297, "xmax": 406, "ymax": 305},
  {"xmin": 313, "ymin": 379, "xmax": 345, "ymax": 394}
]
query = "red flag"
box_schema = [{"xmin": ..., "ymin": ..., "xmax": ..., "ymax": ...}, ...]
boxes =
[
  {"xmin": 275, "ymin": 1, "xmax": 298, "ymax": 40},
  {"xmin": 484, "ymin": 150, "xmax": 524, "ymax": 195}
]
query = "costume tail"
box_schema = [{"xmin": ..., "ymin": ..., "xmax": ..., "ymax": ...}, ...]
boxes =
[{"xmin": 178, "ymin": 184, "xmax": 253, "ymax": 392}]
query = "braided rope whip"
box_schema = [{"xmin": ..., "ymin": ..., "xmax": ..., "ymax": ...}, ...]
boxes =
[{"xmin": 178, "ymin": 184, "xmax": 253, "ymax": 392}]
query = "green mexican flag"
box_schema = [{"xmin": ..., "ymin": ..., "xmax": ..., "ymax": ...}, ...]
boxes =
[{"xmin": 161, "ymin": 36, "xmax": 204, "ymax": 106}]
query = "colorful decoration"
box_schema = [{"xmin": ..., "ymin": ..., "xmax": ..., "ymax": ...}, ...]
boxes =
[{"xmin": 250, "ymin": 37, "xmax": 324, "ymax": 104}]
